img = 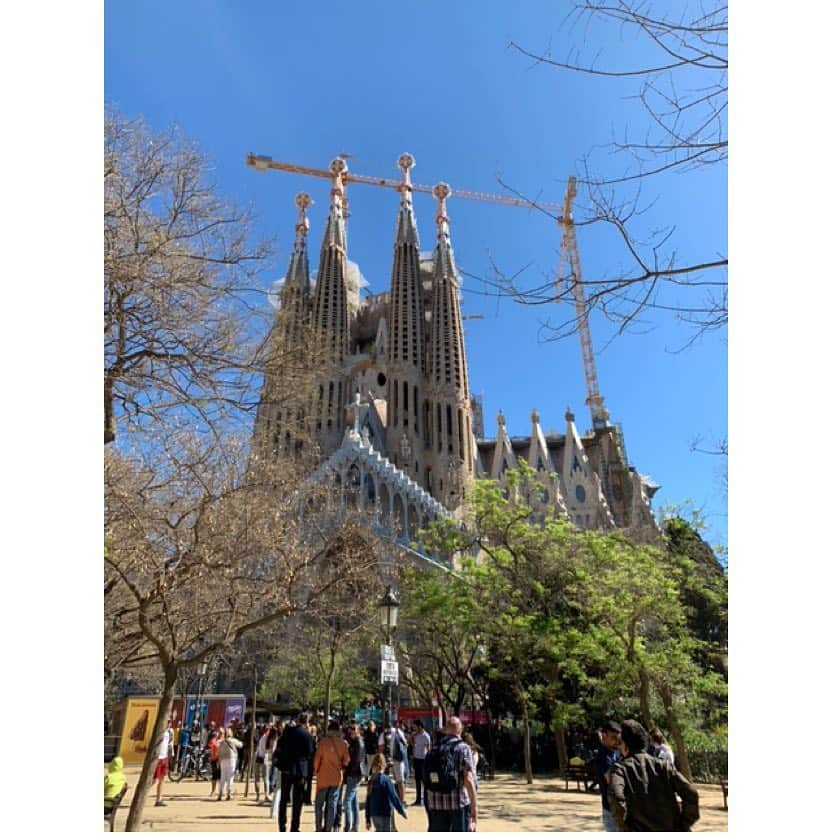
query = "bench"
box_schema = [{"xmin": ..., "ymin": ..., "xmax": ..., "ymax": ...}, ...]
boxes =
[
  {"xmin": 720, "ymin": 779, "xmax": 728, "ymax": 810},
  {"xmin": 564, "ymin": 763, "xmax": 590, "ymax": 791},
  {"xmin": 104, "ymin": 784, "xmax": 128, "ymax": 832}
]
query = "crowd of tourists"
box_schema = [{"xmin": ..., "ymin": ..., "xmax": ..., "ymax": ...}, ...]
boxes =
[
  {"xmin": 113, "ymin": 711, "xmax": 703, "ymax": 831},
  {"xmin": 139, "ymin": 712, "xmax": 478, "ymax": 831}
]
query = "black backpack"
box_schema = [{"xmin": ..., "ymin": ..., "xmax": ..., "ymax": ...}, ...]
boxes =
[{"xmin": 423, "ymin": 736, "xmax": 463, "ymax": 794}]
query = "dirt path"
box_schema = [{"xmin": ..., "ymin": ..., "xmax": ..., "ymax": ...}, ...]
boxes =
[{"xmin": 110, "ymin": 767, "xmax": 728, "ymax": 831}]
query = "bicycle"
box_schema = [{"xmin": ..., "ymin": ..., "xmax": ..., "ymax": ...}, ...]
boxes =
[{"xmin": 172, "ymin": 746, "xmax": 209, "ymax": 782}]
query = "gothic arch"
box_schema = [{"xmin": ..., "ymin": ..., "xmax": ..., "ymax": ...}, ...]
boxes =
[
  {"xmin": 393, "ymin": 493, "xmax": 406, "ymax": 540},
  {"xmin": 407, "ymin": 503, "xmax": 419, "ymax": 541},
  {"xmin": 378, "ymin": 482, "xmax": 391, "ymax": 531}
]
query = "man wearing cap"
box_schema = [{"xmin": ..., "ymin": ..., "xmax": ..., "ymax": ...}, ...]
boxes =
[
  {"xmin": 609, "ymin": 719, "xmax": 699, "ymax": 831},
  {"xmin": 594, "ymin": 720, "xmax": 622, "ymax": 832}
]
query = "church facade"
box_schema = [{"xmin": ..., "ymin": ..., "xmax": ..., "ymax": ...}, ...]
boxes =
[{"xmin": 253, "ymin": 155, "xmax": 658, "ymax": 564}]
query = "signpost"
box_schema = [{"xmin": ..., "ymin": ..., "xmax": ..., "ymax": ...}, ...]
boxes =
[{"xmin": 380, "ymin": 659, "xmax": 399, "ymax": 685}]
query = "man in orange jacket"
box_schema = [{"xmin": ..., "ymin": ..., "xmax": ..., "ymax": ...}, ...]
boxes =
[{"xmin": 314, "ymin": 720, "xmax": 350, "ymax": 832}]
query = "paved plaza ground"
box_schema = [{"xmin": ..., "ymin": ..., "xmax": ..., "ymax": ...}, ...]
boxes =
[{"xmin": 108, "ymin": 765, "xmax": 728, "ymax": 831}]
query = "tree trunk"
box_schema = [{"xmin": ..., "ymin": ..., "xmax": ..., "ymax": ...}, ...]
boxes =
[
  {"xmin": 638, "ymin": 669, "xmax": 654, "ymax": 731},
  {"xmin": 323, "ymin": 641, "xmax": 337, "ymax": 723},
  {"xmin": 104, "ymin": 376, "xmax": 115, "ymax": 444},
  {"xmin": 554, "ymin": 723, "xmax": 568, "ymax": 774},
  {"xmin": 520, "ymin": 694, "xmax": 533, "ymax": 784},
  {"xmin": 657, "ymin": 684, "xmax": 692, "ymax": 781},
  {"xmin": 487, "ymin": 715, "xmax": 496, "ymax": 778},
  {"xmin": 244, "ymin": 665, "xmax": 257, "ymax": 797},
  {"xmin": 125, "ymin": 669, "xmax": 176, "ymax": 831}
]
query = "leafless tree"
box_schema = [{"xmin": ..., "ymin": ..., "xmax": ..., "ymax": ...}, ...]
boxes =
[
  {"xmin": 106, "ymin": 430, "xmax": 386, "ymax": 830},
  {"xmin": 104, "ymin": 109, "xmax": 273, "ymax": 444},
  {"xmin": 489, "ymin": 1, "xmax": 727, "ymax": 345}
]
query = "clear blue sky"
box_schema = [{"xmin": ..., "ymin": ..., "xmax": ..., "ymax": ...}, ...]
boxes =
[{"xmin": 105, "ymin": 0, "xmax": 727, "ymax": 549}]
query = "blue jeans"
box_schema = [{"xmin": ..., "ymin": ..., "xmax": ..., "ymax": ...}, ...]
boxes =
[
  {"xmin": 315, "ymin": 785, "xmax": 340, "ymax": 831},
  {"xmin": 340, "ymin": 775, "xmax": 361, "ymax": 831},
  {"xmin": 427, "ymin": 806, "xmax": 469, "ymax": 831},
  {"xmin": 602, "ymin": 808, "xmax": 618, "ymax": 831},
  {"xmin": 370, "ymin": 815, "xmax": 392, "ymax": 832}
]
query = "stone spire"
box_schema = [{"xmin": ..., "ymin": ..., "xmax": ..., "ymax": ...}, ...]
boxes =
[
  {"xmin": 428, "ymin": 183, "xmax": 470, "ymax": 398},
  {"xmin": 277, "ymin": 192, "xmax": 312, "ymax": 346},
  {"xmin": 253, "ymin": 193, "xmax": 313, "ymax": 460},
  {"xmin": 425, "ymin": 183, "xmax": 474, "ymax": 512},
  {"xmin": 388, "ymin": 153, "xmax": 424, "ymax": 372},
  {"xmin": 311, "ymin": 159, "xmax": 352, "ymax": 451},
  {"xmin": 386, "ymin": 153, "xmax": 427, "ymax": 474}
]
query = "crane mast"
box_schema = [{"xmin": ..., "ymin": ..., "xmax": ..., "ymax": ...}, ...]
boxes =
[{"xmin": 557, "ymin": 176, "xmax": 609, "ymax": 430}]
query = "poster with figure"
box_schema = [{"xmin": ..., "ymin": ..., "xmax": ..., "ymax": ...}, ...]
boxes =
[
  {"xmin": 118, "ymin": 698, "xmax": 161, "ymax": 764},
  {"xmin": 224, "ymin": 697, "xmax": 245, "ymax": 726}
]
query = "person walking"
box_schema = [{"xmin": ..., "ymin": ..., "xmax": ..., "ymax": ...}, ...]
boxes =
[
  {"xmin": 151, "ymin": 719, "xmax": 174, "ymax": 807},
  {"xmin": 339, "ymin": 723, "xmax": 364, "ymax": 832},
  {"xmin": 364, "ymin": 754, "xmax": 407, "ymax": 833},
  {"xmin": 268, "ymin": 724, "xmax": 283, "ymax": 798},
  {"xmin": 177, "ymin": 723, "xmax": 191, "ymax": 774},
  {"xmin": 388, "ymin": 720, "xmax": 409, "ymax": 805},
  {"xmin": 609, "ymin": 719, "xmax": 699, "ymax": 832},
  {"xmin": 254, "ymin": 724, "xmax": 271, "ymax": 803},
  {"xmin": 277, "ymin": 713, "xmax": 316, "ymax": 832},
  {"xmin": 411, "ymin": 720, "xmax": 431, "ymax": 806},
  {"xmin": 208, "ymin": 727, "xmax": 222, "ymax": 796},
  {"xmin": 314, "ymin": 719, "xmax": 350, "ymax": 832},
  {"xmin": 216, "ymin": 725, "xmax": 244, "ymax": 800},
  {"xmin": 422, "ymin": 716, "xmax": 477, "ymax": 833},
  {"xmin": 594, "ymin": 720, "xmax": 623, "ymax": 832},
  {"xmin": 364, "ymin": 722, "xmax": 379, "ymax": 781}
]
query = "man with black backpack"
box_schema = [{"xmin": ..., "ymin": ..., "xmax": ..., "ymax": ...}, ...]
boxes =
[{"xmin": 422, "ymin": 716, "xmax": 477, "ymax": 832}]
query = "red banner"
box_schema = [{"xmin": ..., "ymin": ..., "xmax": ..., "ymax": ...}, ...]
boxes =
[
  {"xmin": 458, "ymin": 709, "xmax": 490, "ymax": 725},
  {"xmin": 397, "ymin": 708, "xmax": 432, "ymax": 720}
]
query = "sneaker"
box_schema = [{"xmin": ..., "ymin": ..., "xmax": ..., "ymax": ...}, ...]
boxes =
[
  {"xmin": 155, "ymin": 800, "xmax": 166, "ymax": 807},
  {"xmin": 217, "ymin": 795, "xmax": 223, "ymax": 801},
  {"xmin": 226, "ymin": 794, "xmax": 232, "ymax": 800}
]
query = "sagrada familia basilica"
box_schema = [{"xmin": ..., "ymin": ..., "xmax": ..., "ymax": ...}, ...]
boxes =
[{"xmin": 253, "ymin": 155, "xmax": 659, "ymax": 565}]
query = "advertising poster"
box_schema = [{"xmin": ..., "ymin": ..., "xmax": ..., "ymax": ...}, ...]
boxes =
[
  {"xmin": 206, "ymin": 699, "xmax": 226, "ymax": 728},
  {"xmin": 118, "ymin": 698, "xmax": 160, "ymax": 764},
  {"xmin": 224, "ymin": 697, "xmax": 245, "ymax": 726}
]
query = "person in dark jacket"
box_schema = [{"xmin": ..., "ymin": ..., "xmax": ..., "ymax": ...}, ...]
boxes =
[
  {"xmin": 336, "ymin": 723, "xmax": 365, "ymax": 832},
  {"xmin": 594, "ymin": 720, "xmax": 623, "ymax": 832},
  {"xmin": 609, "ymin": 720, "xmax": 699, "ymax": 832},
  {"xmin": 365, "ymin": 753, "xmax": 407, "ymax": 832},
  {"xmin": 363, "ymin": 722, "xmax": 379, "ymax": 781},
  {"xmin": 276, "ymin": 713, "xmax": 316, "ymax": 832}
]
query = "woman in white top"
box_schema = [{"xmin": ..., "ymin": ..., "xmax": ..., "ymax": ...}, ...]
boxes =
[
  {"xmin": 650, "ymin": 729, "xmax": 675, "ymax": 767},
  {"xmin": 216, "ymin": 726, "xmax": 244, "ymax": 800}
]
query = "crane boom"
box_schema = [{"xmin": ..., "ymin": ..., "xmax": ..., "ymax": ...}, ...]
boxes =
[
  {"xmin": 558, "ymin": 176, "xmax": 609, "ymax": 430},
  {"xmin": 246, "ymin": 153, "xmax": 563, "ymax": 213}
]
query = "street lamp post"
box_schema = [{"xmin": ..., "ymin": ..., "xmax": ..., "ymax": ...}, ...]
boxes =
[
  {"xmin": 378, "ymin": 585, "xmax": 400, "ymax": 730},
  {"xmin": 195, "ymin": 660, "xmax": 209, "ymax": 746}
]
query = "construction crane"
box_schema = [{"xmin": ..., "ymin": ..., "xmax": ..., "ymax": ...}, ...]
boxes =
[
  {"xmin": 246, "ymin": 153, "xmax": 564, "ymax": 213},
  {"xmin": 246, "ymin": 153, "xmax": 605, "ymax": 428},
  {"xmin": 556, "ymin": 176, "xmax": 610, "ymax": 431}
]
